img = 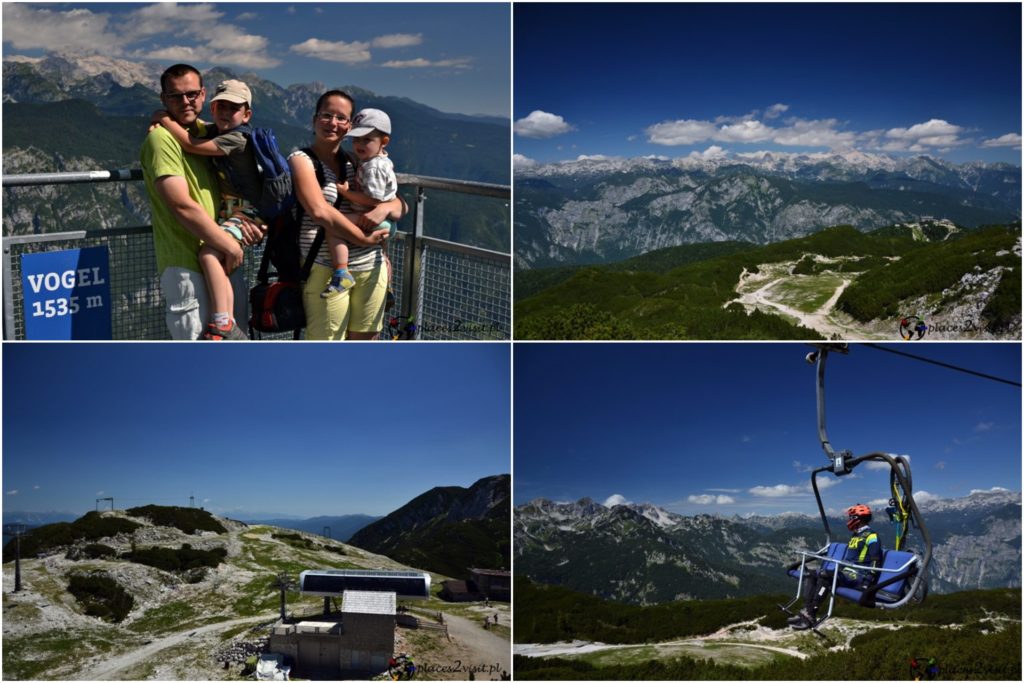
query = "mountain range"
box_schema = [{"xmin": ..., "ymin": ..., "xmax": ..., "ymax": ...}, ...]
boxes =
[
  {"xmin": 515, "ymin": 489, "xmax": 1021, "ymax": 605},
  {"xmin": 2, "ymin": 52, "xmax": 510, "ymax": 251},
  {"xmin": 350, "ymin": 474, "xmax": 510, "ymax": 579},
  {"xmin": 514, "ymin": 152, "xmax": 1021, "ymax": 269}
]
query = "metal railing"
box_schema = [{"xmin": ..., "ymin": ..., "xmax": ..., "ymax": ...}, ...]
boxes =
[{"xmin": 2, "ymin": 169, "xmax": 510, "ymax": 340}]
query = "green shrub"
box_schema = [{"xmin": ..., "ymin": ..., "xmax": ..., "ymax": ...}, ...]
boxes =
[
  {"xmin": 3, "ymin": 513, "xmax": 142, "ymax": 562},
  {"xmin": 67, "ymin": 573, "xmax": 134, "ymax": 623},
  {"xmin": 125, "ymin": 505, "xmax": 226, "ymax": 534},
  {"xmin": 122, "ymin": 544, "xmax": 227, "ymax": 572}
]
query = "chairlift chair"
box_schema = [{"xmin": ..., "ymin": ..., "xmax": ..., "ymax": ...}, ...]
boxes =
[{"xmin": 781, "ymin": 345, "xmax": 932, "ymax": 631}]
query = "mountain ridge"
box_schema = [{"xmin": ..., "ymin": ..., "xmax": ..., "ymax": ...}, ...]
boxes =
[
  {"xmin": 515, "ymin": 152, "xmax": 1021, "ymax": 270},
  {"xmin": 515, "ymin": 489, "xmax": 1021, "ymax": 604},
  {"xmin": 350, "ymin": 474, "xmax": 511, "ymax": 578}
]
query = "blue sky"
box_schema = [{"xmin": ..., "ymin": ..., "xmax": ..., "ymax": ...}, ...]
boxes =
[
  {"xmin": 514, "ymin": 343, "xmax": 1022, "ymax": 516},
  {"xmin": 2, "ymin": 2, "xmax": 510, "ymax": 117},
  {"xmin": 2, "ymin": 344, "xmax": 510, "ymax": 519},
  {"xmin": 514, "ymin": 3, "xmax": 1022, "ymax": 165}
]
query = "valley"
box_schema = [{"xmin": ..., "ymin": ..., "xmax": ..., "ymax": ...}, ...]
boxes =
[
  {"xmin": 726, "ymin": 261, "xmax": 865, "ymax": 339},
  {"xmin": 515, "ymin": 223, "xmax": 1021, "ymax": 340}
]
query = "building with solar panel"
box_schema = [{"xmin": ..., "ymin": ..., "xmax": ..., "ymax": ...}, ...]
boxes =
[{"xmin": 268, "ymin": 569, "xmax": 431, "ymax": 678}]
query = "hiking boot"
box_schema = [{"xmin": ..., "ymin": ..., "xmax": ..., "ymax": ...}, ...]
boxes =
[
  {"xmin": 787, "ymin": 610, "xmax": 814, "ymax": 630},
  {"xmin": 203, "ymin": 321, "xmax": 248, "ymax": 341}
]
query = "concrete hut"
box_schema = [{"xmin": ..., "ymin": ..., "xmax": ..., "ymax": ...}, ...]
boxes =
[{"xmin": 268, "ymin": 569, "xmax": 429, "ymax": 678}]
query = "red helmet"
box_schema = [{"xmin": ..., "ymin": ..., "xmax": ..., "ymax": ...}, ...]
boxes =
[{"xmin": 846, "ymin": 503, "xmax": 872, "ymax": 531}]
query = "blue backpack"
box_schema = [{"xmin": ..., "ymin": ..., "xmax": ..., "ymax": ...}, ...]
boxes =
[{"xmin": 214, "ymin": 123, "xmax": 296, "ymax": 222}]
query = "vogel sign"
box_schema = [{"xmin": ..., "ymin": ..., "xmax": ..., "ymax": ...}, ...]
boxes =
[{"xmin": 21, "ymin": 247, "xmax": 112, "ymax": 340}]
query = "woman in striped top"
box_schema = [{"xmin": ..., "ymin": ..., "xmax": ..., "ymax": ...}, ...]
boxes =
[{"xmin": 289, "ymin": 90, "xmax": 406, "ymax": 340}]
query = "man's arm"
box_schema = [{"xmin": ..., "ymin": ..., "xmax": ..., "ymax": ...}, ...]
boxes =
[
  {"xmin": 152, "ymin": 111, "xmax": 226, "ymax": 157},
  {"xmin": 154, "ymin": 175, "xmax": 244, "ymax": 271}
]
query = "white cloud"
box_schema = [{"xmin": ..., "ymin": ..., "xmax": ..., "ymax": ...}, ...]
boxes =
[
  {"xmin": 372, "ymin": 33, "xmax": 423, "ymax": 49},
  {"xmin": 688, "ymin": 145, "xmax": 728, "ymax": 160},
  {"xmin": 647, "ymin": 113, "xmax": 856, "ymax": 149},
  {"xmin": 3, "ymin": 4, "xmax": 282, "ymax": 69},
  {"xmin": 970, "ymin": 486, "xmax": 1010, "ymax": 495},
  {"xmin": 33, "ymin": 485, "xmax": 41, "ymax": 491},
  {"xmin": 514, "ymin": 111, "xmax": 574, "ymax": 139},
  {"xmin": 576, "ymin": 154, "xmax": 613, "ymax": 161},
  {"xmin": 236, "ymin": 11, "xmax": 257, "ymax": 21},
  {"xmin": 981, "ymin": 133, "xmax": 1022, "ymax": 149},
  {"xmin": 6, "ymin": 490, "xmax": 18, "ymax": 496},
  {"xmin": 513, "ymin": 154, "xmax": 537, "ymax": 169},
  {"xmin": 380, "ymin": 57, "xmax": 472, "ymax": 69},
  {"xmin": 646, "ymin": 119, "xmax": 718, "ymax": 145},
  {"xmin": 749, "ymin": 484, "xmax": 805, "ymax": 497},
  {"xmin": 603, "ymin": 494, "xmax": 630, "ymax": 507},
  {"xmin": 886, "ymin": 118, "xmax": 961, "ymax": 140},
  {"xmin": 815, "ymin": 477, "xmax": 841, "ymax": 490},
  {"xmin": 707, "ymin": 488, "xmax": 741, "ymax": 493},
  {"xmin": 912, "ymin": 490, "xmax": 941, "ymax": 504},
  {"xmin": 974, "ymin": 421, "xmax": 994, "ymax": 432},
  {"xmin": 2, "ymin": 4, "xmax": 121, "ymax": 54},
  {"xmin": 687, "ymin": 494, "xmax": 736, "ymax": 505},
  {"xmin": 290, "ymin": 38, "xmax": 371, "ymax": 64},
  {"xmin": 717, "ymin": 119, "xmax": 774, "ymax": 143},
  {"xmin": 882, "ymin": 119, "xmax": 966, "ymax": 151},
  {"xmin": 764, "ymin": 103, "xmax": 789, "ymax": 119},
  {"xmin": 935, "ymin": 461, "xmax": 945, "ymax": 470},
  {"xmin": 773, "ymin": 119, "xmax": 857, "ymax": 147},
  {"xmin": 864, "ymin": 454, "xmax": 911, "ymax": 470}
]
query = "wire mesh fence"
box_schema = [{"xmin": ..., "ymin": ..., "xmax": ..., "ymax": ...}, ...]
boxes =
[
  {"xmin": 3, "ymin": 171, "xmax": 509, "ymax": 341},
  {"xmin": 417, "ymin": 241, "xmax": 511, "ymax": 340},
  {"xmin": 3, "ymin": 228, "xmax": 506, "ymax": 340}
]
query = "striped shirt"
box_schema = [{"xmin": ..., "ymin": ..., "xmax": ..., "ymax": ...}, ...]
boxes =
[{"xmin": 289, "ymin": 149, "xmax": 382, "ymax": 271}]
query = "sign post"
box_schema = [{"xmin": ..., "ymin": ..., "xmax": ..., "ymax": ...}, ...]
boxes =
[{"xmin": 20, "ymin": 247, "xmax": 113, "ymax": 340}]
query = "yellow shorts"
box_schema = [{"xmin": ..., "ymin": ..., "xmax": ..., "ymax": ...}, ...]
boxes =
[{"xmin": 302, "ymin": 262, "xmax": 387, "ymax": 340}]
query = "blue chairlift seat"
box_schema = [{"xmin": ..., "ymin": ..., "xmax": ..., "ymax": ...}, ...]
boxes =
[
  {"xmin": 787, "ymin": 542, "xmax": 846, "ymax": 580},
  {"xmin": 834, "ymin": 548, "xmax": 918, "ymax": 606}
]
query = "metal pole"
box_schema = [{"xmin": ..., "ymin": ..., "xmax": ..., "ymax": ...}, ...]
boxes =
[
  {"xmin": 13, "ymin": 525, "xmax": 25, "ymax": 593},
  {"xmin": 401, "ymin": 185, "xmax": 426, "ymax": 325},
  {"xmin": 815, "ymin": 349, "xmax": 835, "ymax": 460},
  {"xmin": 2, "ymin": 243, "xmax": 16, "ymax": 340}
]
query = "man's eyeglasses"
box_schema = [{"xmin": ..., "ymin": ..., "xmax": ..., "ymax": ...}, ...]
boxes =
[
  {"xmin": 317, "ymin": 112, "xmax": 350, "ymax": 124},
  {"xmin": 161, "ymin": 89, "xmax": 203, "ymax": 103}
]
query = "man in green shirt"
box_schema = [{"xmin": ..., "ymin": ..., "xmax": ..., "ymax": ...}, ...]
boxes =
[{"xmin": 140, "ymin": 63, "xmax": 263, "ymax": 339}]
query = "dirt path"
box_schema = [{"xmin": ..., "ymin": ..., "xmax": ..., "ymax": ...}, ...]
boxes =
[
  {"xmin": 443, "ymin": 612, "xmax": 511, "ymax": 673},
  {"xmin": 77, "ymin": 615, "xmax": 271, "ymax": 680},
  {"xmin": 729, "ymin": 271, "xmax": 884, "ymax": 339},
  {"xmin": 514, "ymin": 636, "xmax": 807, "ymax": 661}
]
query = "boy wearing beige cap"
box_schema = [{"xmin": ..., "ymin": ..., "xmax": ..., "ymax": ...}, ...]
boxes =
[
  {"xmin": 152, "ymin": 78, "xmax": 262, "ymax": 339},
  {"xmin": 324, "ymin": 107, "xmax": 398, "ymax": 302}
]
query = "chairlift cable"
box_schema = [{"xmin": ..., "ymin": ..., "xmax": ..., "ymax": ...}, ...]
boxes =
[{"xmin": 862, "ymin": 343, "xmax": 1021, "ymax": 388}]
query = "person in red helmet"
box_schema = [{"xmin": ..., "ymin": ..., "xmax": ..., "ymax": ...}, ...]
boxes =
[{"xmin": 788, "ymin": 503, "xmax": 883, "ymax": 630}]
